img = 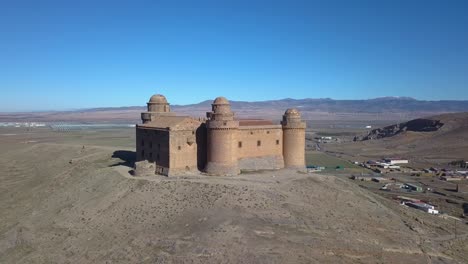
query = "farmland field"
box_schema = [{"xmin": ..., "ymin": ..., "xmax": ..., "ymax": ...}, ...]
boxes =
[{"xmin": 306, "ymin": 151, "xmax": 370, "ymax": 173}]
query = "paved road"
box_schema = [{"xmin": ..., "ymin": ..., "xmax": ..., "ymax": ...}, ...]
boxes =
[{"xmin": 316, "ymin": 142, "xmax": 322, "ymax": 151}]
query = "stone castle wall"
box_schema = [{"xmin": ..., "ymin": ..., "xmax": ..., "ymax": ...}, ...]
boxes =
[
  {"xmin": 169, "ymin": 130, "xmax": 199, "ymax": 172},
  {"xmin": 236, "ymin": 125, "xmax": 284, "ymax": 170},
  {"xmin": 136, "ymin": 127, "xmax": 170, "ymax": 174},
  {"xmin": 237, "ymin": 126, "xmax": 283, "ymax": 159}
]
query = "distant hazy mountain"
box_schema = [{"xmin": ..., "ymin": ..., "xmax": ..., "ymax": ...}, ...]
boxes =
[
  {"xmin": 87, "ymin": 97, "xmax": 468, "ymax": 113},
  {"xmin": 77, "ymin": 97, "xmax": 468, "ymax": 113},
  {"xmin": 204, "ymin": 97, "xmax": 468, "ymax": 113},
  {"xmin": 2, "ymin": 97, "xmax": 468, "ymax": 122}
]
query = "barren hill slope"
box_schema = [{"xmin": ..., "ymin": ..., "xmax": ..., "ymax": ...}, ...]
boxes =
[{"xmin": 1, "ymin": 131, "xmax": 468, "ymax": 263}]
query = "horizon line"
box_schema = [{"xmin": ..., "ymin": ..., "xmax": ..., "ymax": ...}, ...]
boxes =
[{"xmin": 2, "ymin": 96, "xmax": 468, "ymax": 113}]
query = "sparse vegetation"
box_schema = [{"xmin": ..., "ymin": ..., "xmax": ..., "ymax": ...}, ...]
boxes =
[
  {"xmin": 306, "ymin": 151, "xmax": 367, "ymax": 172},
  {"xmin": 1, "ymin": 120, "xmax": 468, "ymax": 263}
]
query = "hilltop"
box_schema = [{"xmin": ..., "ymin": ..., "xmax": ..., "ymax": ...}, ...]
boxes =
[{"xmin": 1, "ymin": 128, "xmax": 467, "ymax": 263}]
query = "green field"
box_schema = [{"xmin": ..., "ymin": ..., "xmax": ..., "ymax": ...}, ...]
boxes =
[{"xmin": 306, "ymin": 151, "xmax": 369, "ymax": 173}]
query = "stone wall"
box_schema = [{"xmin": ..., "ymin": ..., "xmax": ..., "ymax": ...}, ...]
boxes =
[
  {"xmin": 169, "ymin": 130, "xmax": 199, "ymax": 172},
  {"xmin": 136, "ymin": 127, "xmax": 170, "ymax": 174},
  {"xmin": 237, "ymin": 126, "xmax": 283, "ymax": 160}
]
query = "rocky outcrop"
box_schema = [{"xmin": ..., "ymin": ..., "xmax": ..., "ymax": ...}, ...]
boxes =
[{"xmin": 355, "ymin": 118, "xmax": 444, "ymax": 141}]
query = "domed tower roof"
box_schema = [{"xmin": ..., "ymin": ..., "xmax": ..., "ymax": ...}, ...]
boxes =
[
  {"xmin": 282, "ymin": 108, "xmax": 302, "ymax": 126},
  {"xmin": 149, "ymin": 94, "xmax": 168, "ymax": 104},
  {"xmin": 146, "ymin": 94, "xmax": 170, "ymax": 114},
  {"xmin": 208, "ymin": 96, "xmax": 234, "ymax": 119},
  {"xmin": 213, "ymin": 96, "xmax": 230, "ymax": 105},
  {"xmin": 285, "ymin": 108, "xmax": 301, "ymax": 117}
]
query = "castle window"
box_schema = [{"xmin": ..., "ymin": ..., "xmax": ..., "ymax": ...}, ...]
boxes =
[
  {"xmin": 150, "ymin": 142, "xmax": 153, "ymax": 148},
  {"xmin": 257, "ymin": 140, "xmax": 261, "ymax": 147},
  {"xmin": 238, "ymin": 141, "xmax": 242, "ymax": 148},
  {"xmin": 276, "ymin": 139, "xmax": 280, "ymax": 145},
  {"xmin": 141, "ymin": 150, "xmax": 145, "ymax": 157},
  {"xmin": 223, "ymin": 122, "xmax": 227, "ymax": 125},
  {"xmin": 157, "ymin": 154, "xmax": 160, "ymax": 161},
  {"xmin": 267, "ymin": 131, "xmax": 270, "ymax": 134},
  {"xmin": 250, "ymin": 131, "xmax": 254, "ymax": 135},
  {"xmin": 158, "ymin": 143, "xmax": 161, "ymax": 150},
  {"xmin": 141, "ymin": 140, "xmax": 144, "ymax": 146},
  {"xmin": 178, "ymin": 146, "xmax": 181, "ymax": 150},
  {"xmin": 149, "ymin": 152, "xmax": 153, "ymax": 159},
  {"xmin": 192, "ymin": 130, "xmax": 195, "ymax": 135}
]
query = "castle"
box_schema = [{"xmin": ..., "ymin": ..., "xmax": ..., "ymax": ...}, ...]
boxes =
[{"xmin": 134, "ymin": 94, "xmax": 306, "ymax": 176}]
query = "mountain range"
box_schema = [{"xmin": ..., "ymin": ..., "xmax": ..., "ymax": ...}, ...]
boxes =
[{"xmin": 1, "ymin": 97, "xmax": 468, "ymax": 123}]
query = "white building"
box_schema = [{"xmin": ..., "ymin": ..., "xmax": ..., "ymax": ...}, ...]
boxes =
[
  {"xmin": 406, "ymin": 202, "xmax": 439, "ymax": 214},
  {"xmin": 384, "ymin": 158, "xmax": 408, "ymax": 165}
]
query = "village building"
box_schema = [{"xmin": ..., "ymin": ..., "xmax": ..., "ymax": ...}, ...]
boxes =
[
  {"xmin": 372, "ymin": 177, "xmax": 392, "ymax": 183},
  {"xmin": 405, "ymin": 202, "xmax": 439, "ymax": 214},
  {"xmin": 440, "ymin": 175, "xmax": 463, "ymax": 181},
  {"xmin": 384, "ymin": 158, "xmax": 409, "ymax": 165},
  {"xmin": 134, "ymin": 94, "xmax": 306, "ymax": 176},
  {"xmin": 404, "ymin": 183, "xmax": 423, "ymax": 192}
]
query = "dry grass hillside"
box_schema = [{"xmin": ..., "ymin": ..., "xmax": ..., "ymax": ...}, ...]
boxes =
[{"xmin": 1, "ymin": 128, "xmax": 468, "ymax": 263}]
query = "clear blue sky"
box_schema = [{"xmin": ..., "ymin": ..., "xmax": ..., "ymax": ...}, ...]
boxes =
[{"xmin": 1, "ymin": 0, "xmax": 467, "ymax": 111}]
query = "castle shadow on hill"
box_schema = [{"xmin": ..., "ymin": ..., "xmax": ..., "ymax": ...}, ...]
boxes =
[{"xmin": 111, "ymin": 150, "xmax": 136, "ymax": 168}]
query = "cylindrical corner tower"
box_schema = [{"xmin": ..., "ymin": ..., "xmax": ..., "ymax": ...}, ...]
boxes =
[
  {"xmin": 205, "ymin": 97, "xmax": 240, "ymax": 175},
  {"xmin": 281, "ymin": 108, "xmax": 306, "ymax": 169},
  {"xmin": 141, "ymin": 94, "xmax": 170, "ymax": 123}
]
